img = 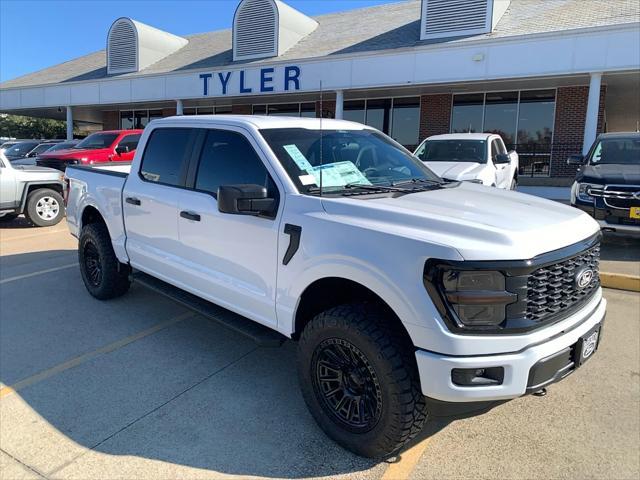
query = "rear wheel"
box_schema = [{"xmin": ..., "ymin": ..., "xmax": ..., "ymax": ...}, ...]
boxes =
[
  {"xmin": 297, "ymin": 303, "xmax": 428, "ymax": 458},
  {"xmin": 78, "ymin": 222, "xmax": 131, "ymax": 300},
  {"xmin": 25, "ymin": 188, "xmax": 64, "ymax": 227}
]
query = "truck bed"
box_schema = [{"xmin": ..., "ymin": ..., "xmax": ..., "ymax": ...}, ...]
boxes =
[{"xmin": 65, "ymin": 163, "xmax": 131, "ymax": 262}]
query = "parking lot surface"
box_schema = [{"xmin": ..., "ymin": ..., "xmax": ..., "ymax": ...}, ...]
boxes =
[{"xmin": 1, "ymin": 219, "xmax": 639, "ymax": 480}]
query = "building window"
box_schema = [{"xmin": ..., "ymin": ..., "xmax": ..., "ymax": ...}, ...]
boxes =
[
  {"xmin": 343, "ymin": 97, "xmax": 420, "ymax": 149},
  {"xmin": 517, "ymin": 90, "xmax": 555, "ymax": 145},
  {"xmin": 120, "ymin": 109, "xmax": 163, "ymax": 129},
  {"xmin": 391, "ymin": 97, "xmax": 420, "ymax": 148},
  {"xmin": 184, "ymin": 106, "xmax": 232, "ymax": 115},
  {"xmin": 484, "ymin": 91, "xmax": 519, "ymax": 146},
  {"xmin": 451, "ymin": 94, "xmax": 484, "ymax": 134},
  {"xmin": 253, "ymin": 102, "xmax": 317, "ymax": 117},
  {"xmin": 451, "ymin": 90, "xmax": 556, "ymax": 149}
]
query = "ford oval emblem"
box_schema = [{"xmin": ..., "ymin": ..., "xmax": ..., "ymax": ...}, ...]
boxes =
[{"xmin": 575, "ymin": 268, "xmax": 594, "ymax": 289}]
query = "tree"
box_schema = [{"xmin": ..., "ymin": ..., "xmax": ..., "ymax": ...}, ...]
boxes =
[{"xmin": 0, "ymin": 114, "xmax": 70, "ymax": 139}]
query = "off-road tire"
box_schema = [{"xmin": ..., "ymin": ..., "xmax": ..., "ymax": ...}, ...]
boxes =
[
  {"xmin": 25, "ymin": 188, "xmax": 65, "ymax": 227},
  {"xmin": 297, "ymin": 303, "xmax": 428, "ymax": 458},
  {"xmin": 79, "ymin": 222, "xmax": 131, "ymax": 300}
]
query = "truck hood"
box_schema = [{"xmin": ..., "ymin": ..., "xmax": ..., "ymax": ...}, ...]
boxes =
[
  {"xmin": 320, "ymin": 182, "xmax": 599, "ymax": 260},
  {"xmin": 39, "ymin": 147, "xmax": 108, "ymax": 159},
  {"xmin": 577, "ymin": 163, "xmax": 640, "ymax": 184},
  {"xmin": 424, "ymin": 161, "xmax": 486, "ymax": 181}
]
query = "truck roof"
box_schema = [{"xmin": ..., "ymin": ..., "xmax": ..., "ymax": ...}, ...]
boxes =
[
  {"xmin": 426, "ymin": 133, "xmax": 497, "ymax": 141},
  {"xmin": 150, "ymin": 115, "xmax": 369, "ymax": 131}
]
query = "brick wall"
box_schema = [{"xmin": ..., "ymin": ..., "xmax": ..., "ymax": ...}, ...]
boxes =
[
  {"xmin": 550, "ymin": 85, "xmax": 606, "ymax": 177},
  {"xmin": 419, "ymin": 94, "xmax": 452, "ymax": 141}
]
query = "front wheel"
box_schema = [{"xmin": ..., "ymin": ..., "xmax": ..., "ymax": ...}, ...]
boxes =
[
  {"xmin": 78, "ymin": 222, "xmax": 131, "ymax": 300},
  {"xmin": 297, "ymin": 303, "xmax": 428, "ymax": 458},
  {"xmin": 25, "ymin": 188, "xmax": 65, "ymax": 227}
]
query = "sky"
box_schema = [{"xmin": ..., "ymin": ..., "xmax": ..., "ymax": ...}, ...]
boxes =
[{"xmin": 0, "ymin": 0, "xmax": 406, "ymax": 82}]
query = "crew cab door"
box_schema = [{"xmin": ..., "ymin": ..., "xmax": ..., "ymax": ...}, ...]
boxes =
[
  {"xmin": 491, "ymin": 138, "xmax": 510, "ymax": 188},
  {"xmin": 174, "ymin": 127, "xmax": 281, "ymax": 328},
  {"xmin": 113, "ymin": 133, "xmax": 141, "ymax": 162},
  {"xmin": 0, "ymin": 157, "xmax": 18, "ymax": 209},
  {"xmin": 123, "ymin": 128, "xmax": 199, "ymax": 279}
]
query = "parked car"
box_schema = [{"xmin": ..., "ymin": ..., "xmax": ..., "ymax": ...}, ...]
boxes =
[
  {"xmin": 0, "ymin": 139, "xmax": 31, "ymax": 152},
  {"xmin": 37, "ymin": 130, "xmax": 143, "ymax": 171},
  {"xmin": 569, "ymin": 132, "xmax": 640, "ymax": 236},
  {"xmin": 3, "ymin": 140, "xmax": 43, "ymax": 161},
  {"xmin": 11, "ymin": 140, "xmax": 82, "ymax": 167},
  {"xmin": 65, "ymin": 116, "xmax": 605, "ymax": 458},
  {"xmin": 414, "ymin": 133, "xmax": 519, "ymax": 189},
  {"xmin": 0, "ymin": 152, "xmax": 66, "ymax": 226}
]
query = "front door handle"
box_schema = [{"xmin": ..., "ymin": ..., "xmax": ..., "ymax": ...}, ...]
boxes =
[
  {"xmin": 125, "ymin": 197, "xmax": 141, "ymax": 206},
  {"xmin": 180, "ymin": 211, "xmax": 201, "ymax": 222}
]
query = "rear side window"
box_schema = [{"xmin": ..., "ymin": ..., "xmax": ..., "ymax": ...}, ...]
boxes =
[
  {"xmin": 140, "ymin": 128, "xmax": 197, "ymax": 186},
  {"xmin": 118, "ymin": 134, "xmax": 141, "ymax": 152},
  {"xmin": 195, "ymin": 130, "xmax": 273, "ymax": 196}
]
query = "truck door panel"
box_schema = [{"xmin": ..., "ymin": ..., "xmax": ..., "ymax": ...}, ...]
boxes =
[{"xmin": 175, "ymin": 127, "xmax": 281, "ymax": 327}]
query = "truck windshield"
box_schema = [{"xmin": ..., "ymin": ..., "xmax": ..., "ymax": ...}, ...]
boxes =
[
  {"xmin": 415, "ymin": 140, "xmax": 487, "ymax": 164},
  {"xmin": 75, "ymin": 133, "xmax": 119, "ymax": 150},
  {"xmin": 260, "ymin": 128, "xmax": 441, "ymax": 195},
  {"xmin": 588, "ymin": 138, "xmax": 640, "ymax": 165}
]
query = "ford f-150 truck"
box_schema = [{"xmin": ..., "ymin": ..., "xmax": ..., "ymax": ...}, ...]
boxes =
[
  {"xmin": 65, "ymin": 116, "xmax": 606, "ymax": 458},
  {"xmin": 37, "ymin": 130, "xmax": 142, "ymax": 171},
  {"xmin": 414, "ymin": 133, "xmax": 519, "ymax": 189}
]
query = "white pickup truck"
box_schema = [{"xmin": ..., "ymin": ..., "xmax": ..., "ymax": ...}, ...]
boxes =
[
  {"xmin": 66, "ymin": 116, "xmax": 605, "ymax": 458},
  {"xmin": 414, "ymin": 133, "xmax": 519, "ymax": 189}
]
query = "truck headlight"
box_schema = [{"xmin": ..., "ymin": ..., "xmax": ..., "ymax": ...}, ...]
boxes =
[
  {"xmin": 425, "ymin": 266, "xmax": 517, "ymax": 329},
  {"xmin": 576, "ymin": 183, "xmax": 602, "ymax": 203}
]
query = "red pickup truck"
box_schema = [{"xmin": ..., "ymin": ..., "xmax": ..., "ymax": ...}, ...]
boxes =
[{"xmin": 37, "ymin": 130, "xmax": 143, "ymax": 171}]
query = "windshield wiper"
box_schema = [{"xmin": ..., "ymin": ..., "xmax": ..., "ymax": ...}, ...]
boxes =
[
  {"xmin": 392, "ymin": 177, "xmax": 443, "ymax": 187},
  {"xmin": 343, "ymin": 183, "xmax": 415, "ymax": 193}
]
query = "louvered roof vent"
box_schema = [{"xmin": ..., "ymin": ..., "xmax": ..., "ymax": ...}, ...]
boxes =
[
  {"xmin": 107, "ymin": 17, "xmax": 188, "ymax": 75},
  {"xmin": 233, "ymin": 0, "xmax": 318, "ymax": 62},
  {"xmin": 420, "ymin": 0, "xmax": 511, "ymax": 40}
]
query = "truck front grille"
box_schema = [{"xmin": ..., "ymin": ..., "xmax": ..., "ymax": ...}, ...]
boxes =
[
  {"xmin": 588, "ymin": 185, "xmax": 640, "ymax": 210},
  {"xmin": 526, "ymin": 244, "xmax": 600, "ymax": 323}
]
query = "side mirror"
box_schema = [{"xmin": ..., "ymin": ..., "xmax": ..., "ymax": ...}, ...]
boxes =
[
  {"xmin": 115, "ymin": 145, "xmax": 129, "ymax": 155},
  {"xmin": 495, "ymin": 153, "xmax": 510, "ymax": 164},
  {"xmin": 567, "ymin": 154, "xmax": 585, "ymax": 165},
  {"xmin": 218, "ymin": 184, "xmax": 276, "ymax": 217}
]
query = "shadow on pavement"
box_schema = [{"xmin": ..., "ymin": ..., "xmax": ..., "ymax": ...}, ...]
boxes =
[{"xmin": 1, "ymin": 249, "xmax": 489, "ymax": 478}]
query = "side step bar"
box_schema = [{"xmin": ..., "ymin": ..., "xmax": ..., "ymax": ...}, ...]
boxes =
[{"xmin": 133, "ymin": 272, "xmax": 286, "ymax": 347}]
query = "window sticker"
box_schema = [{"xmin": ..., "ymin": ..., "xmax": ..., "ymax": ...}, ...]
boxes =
[
  {"xmin": 299, "ymin": 174, "xmax": 317, "ymax": 186},
  {"xmin": 283, "ymin": 144, "xmax": 314, "ymax": 172},
  {"xmin": 309, "ymin": 161, "xmax": 372, "ymax": 188}
]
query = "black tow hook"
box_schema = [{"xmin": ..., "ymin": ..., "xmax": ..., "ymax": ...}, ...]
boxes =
[{"xmin": 532, "ymin": 387, "xmax": 547, "ymax": 397}]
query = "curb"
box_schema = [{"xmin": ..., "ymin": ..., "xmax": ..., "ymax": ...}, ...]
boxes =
[{"xmin": 600, "ymin": 272, "xmax": 640, "ymax": 292}]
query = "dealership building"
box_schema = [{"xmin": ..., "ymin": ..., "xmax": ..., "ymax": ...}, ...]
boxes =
[{"xmin": 1, "ymin": 0, "xmax": 638, "ymax": 177}]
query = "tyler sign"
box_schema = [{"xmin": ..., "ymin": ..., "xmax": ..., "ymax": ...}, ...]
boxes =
[{"xmin": 199, "ymin": 65, "xmax": 301, "ymax": 96}]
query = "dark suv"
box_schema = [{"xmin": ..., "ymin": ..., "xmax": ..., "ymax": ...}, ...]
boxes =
[{"xmin": 569, "ymin": 132, "xmax": 640, "ymax": 236}]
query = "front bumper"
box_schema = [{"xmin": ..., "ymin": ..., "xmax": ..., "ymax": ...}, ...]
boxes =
[{"xmin": 415, "ymin": 297, "xmax": 606, "ymax": 402}]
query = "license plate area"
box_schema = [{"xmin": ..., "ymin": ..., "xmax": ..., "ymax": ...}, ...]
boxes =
[
  {"xmin": 574, "ymin": 323, "xmax": 602, "ymax": 366},
  {"xmin": 630, "ymin": 207, "xmax": 640, "ymax": 219}
]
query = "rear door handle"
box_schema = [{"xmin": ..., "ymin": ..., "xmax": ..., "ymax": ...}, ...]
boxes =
[
  {"xmin": 126, "ymin": 197, "xmax": 141, "ymax": 206},
  {"xmin": 180, "ymin": 211, "xmax": 201, "ymax": 222}
]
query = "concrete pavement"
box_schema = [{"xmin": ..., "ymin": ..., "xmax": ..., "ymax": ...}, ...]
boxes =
[{"xmin": 0, "ymin": 219, "xmax": 638, "ymax": 480}]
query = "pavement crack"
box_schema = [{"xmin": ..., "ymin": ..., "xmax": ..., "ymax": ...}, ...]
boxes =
[{"xmin": 1, "ymin": 447, "xmax": 49, "ymax": 479}]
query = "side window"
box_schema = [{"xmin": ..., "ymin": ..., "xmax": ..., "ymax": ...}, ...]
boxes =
[
  {"xmin": 491, "ymin": 139, "xmax": 502, "ymax": 161},
  {"xmin": 139, "ymin": 128, "xmax": 197, "ymax": 186},
  {"xmin": 118, "ymin": 134, "xmax": 141, "ymax": 152},
  {"xmin": 498, "ymin": 138, "xmax": 508, "ymax": 154},
  {"xmin": 195, "ymin": 130, "xmax": 273, "ymax": 196}
]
